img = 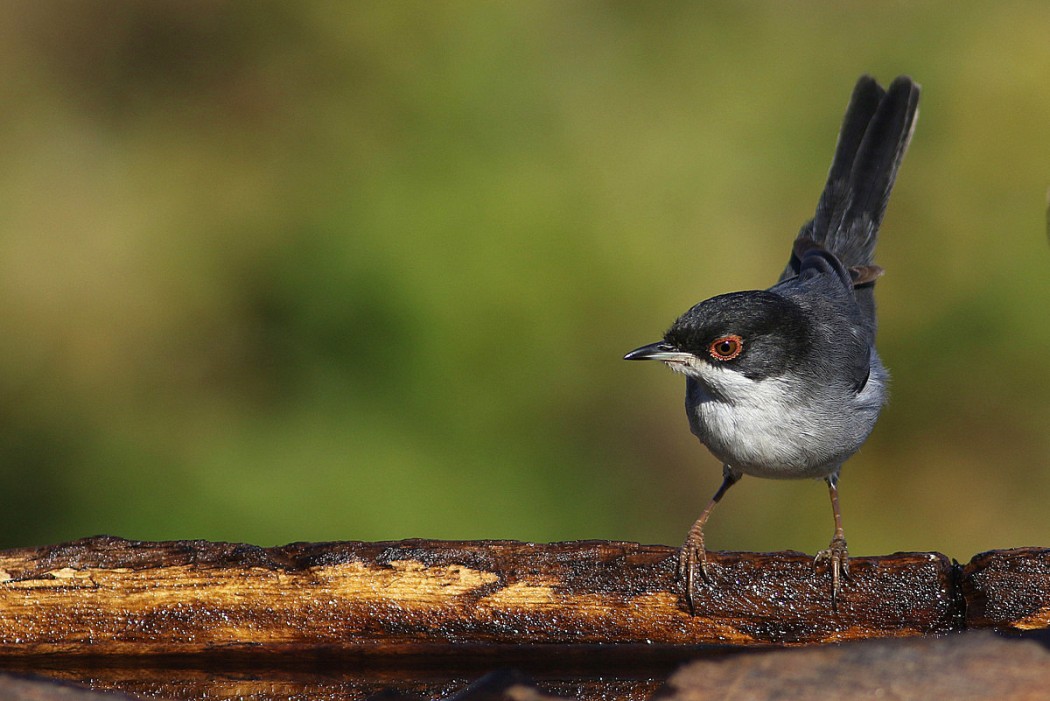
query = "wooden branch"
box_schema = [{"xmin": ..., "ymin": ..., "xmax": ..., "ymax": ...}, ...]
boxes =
[
  {"xmin": 0, "ymin": 536, "xmax": 965, "ymax": 654},
  {"xmin": 3, "ymin": 537, "xmax": 1048, "ymax": 701},
  {"xmin": 962, "ymin": 547, "xmax": 1050, "ymax": 631}
]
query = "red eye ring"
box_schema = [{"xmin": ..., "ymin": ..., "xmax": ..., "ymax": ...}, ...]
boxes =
[{"xmin": 708, "ymin": 334, "xmax": 743, "ymax": 361}]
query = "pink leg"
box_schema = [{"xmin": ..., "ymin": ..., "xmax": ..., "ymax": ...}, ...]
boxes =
[
  {"xmin": 814, "ymin": 474, "xmax": 850, "ymax": 606},
  {"xmin": 678, "ymin": 471, "xmax": 739, "ymax": 614}
]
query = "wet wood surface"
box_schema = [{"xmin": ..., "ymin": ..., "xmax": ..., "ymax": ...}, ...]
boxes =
[
  {"xmin": 961, "ymin": 547, "xmax": 1050, "ymax": 632},
  {"xmin": 0, "ymin": 536, "xmax": 963, "ymax": 655},
  {"xmin": 0, "ymin": 537, "xmax": 1048, "ymax": 700}
]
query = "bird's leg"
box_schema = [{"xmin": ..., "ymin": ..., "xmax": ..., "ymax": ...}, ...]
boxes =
[
  {"xmin": 814, "ymin": 474, "xmax": 850, "ymax": 606},
  {"xmin": 677, "ymin": 468, "xmax": 739, "ymax": 614}
]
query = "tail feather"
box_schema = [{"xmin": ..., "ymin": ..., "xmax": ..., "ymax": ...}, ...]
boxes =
[
  {"xmin": 840, "ymin": 76, "xmax": 920, "ymax": 247},
  {"xmin": 785, "ymin": 75, "xmax": 920, "ymax": 279},
  {"xmin": 823, "ymin": 76, "xmax": 886, "ymax": 195}
]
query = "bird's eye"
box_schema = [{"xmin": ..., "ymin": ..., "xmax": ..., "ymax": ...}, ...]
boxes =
[{"xmin": 708, "ymin": 335, "xmax": 743, "ymax": 361}]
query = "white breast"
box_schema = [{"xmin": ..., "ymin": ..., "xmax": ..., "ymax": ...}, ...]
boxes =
[{"xmin": 684, "ymin": 363, "xmax": 884, "ymax": 479}]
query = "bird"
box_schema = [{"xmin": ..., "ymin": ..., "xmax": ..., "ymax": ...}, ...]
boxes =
[{"xmin": 624, "ymin": 75, "xmax": 920, "ymax": 611}]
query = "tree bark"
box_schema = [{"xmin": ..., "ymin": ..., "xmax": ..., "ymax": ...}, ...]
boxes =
[
  {"xmin": 0, "ymin": 536, "xmax": 966, "ymax": 655},
  {"xmin": 962, "ymin": 547, "xmax": 1050, "ymax": 632}
]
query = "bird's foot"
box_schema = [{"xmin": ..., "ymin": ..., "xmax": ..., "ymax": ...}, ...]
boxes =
[
  {"xmin": 677, "ymin": 531, "xmax": 713, "ymax": 614},
  {"xmin": 814, "ymin": 535, "xmax": 850, "ymax": 606}
]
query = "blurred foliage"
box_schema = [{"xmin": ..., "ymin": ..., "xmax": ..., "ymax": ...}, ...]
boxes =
[{"xmin": 0, "ymin": 2, "xmax": 1048, "ymax": 561}]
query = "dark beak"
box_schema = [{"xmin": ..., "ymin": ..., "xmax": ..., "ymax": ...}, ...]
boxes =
[{"xmin": 623, "ymin": 341, "xmax": 680, "ymax": 361}]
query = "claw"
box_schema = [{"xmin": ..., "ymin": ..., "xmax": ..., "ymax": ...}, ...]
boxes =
[
  {"xmin": 675, "ymin": 471, "xmax": 739, "ymax": 614},
  {"xmin": 677, "ymin": 531, "xmax": 712, "ymax": 614},
  {"xmin": 815, "ymin": 535, "xmax": 850, "ymax": 606}
]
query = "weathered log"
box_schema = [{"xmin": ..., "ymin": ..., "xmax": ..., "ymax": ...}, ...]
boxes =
[
  {"xmin": 961, "ymin": 547, "xmax": 1050, "ymax": 632},
  {"xmin": 0, "ymin": 536, "xmax": 958, "ymax": 654}
]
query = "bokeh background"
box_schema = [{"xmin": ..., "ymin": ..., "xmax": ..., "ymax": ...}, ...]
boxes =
[{"xmin": 0, "ymin": 2, "xmax": 1048, "ymax": 562}]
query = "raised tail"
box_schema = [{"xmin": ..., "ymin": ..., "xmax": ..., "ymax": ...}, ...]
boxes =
[{"xmin": 783, "ymin": 75, "xmax": 920, "ymax": 280}]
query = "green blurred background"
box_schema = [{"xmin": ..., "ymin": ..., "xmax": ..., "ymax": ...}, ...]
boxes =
[{"xmin": 0, "ymin": 2, "xmax": 1047, "ymax": 562}]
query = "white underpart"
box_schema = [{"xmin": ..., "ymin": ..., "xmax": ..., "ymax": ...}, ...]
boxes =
[{"xmin": 664, "ymin": 355, "xmax": 883, "ymax": 479}]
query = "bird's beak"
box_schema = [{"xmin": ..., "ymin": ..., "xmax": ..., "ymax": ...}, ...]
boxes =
[{"xmin": 623, "ymin": 341, "xmax": 690, "ymax": 362}]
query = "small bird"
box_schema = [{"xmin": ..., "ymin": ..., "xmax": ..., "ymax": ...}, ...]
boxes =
[{"xmin": 625, "ymin": 75, "xmax": 919, "ymax": 611}]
